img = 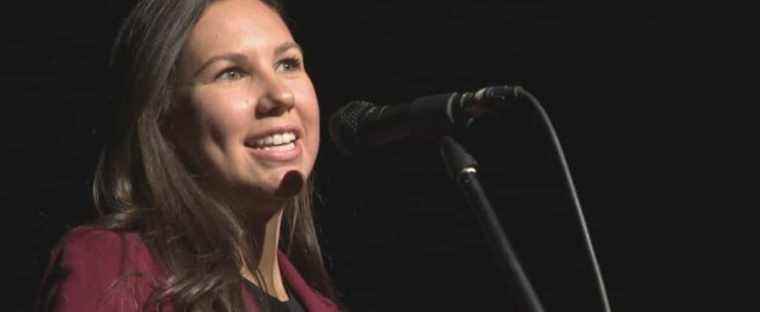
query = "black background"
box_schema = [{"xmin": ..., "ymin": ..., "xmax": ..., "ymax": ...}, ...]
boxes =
[{"xmin": 6, "ymin": 1, "xmax": 740, "ymax": 311}]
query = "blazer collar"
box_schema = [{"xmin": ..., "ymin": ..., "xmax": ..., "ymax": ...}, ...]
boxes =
[{"xmin": 242, "ymin": 250, "xmax": 338, "ymax": 311}]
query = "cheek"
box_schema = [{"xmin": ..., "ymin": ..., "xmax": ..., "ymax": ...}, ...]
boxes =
[
  {"xmin": 295, "ymin": 85, "xmax": 320, "ymax": 152},
  {"xmin": 308, "ymin": 101, "xmax": 320, "ymax": 145},
  {"xmin": 191, "ymin": 90, "xmax": 252, "ymax": 153}
]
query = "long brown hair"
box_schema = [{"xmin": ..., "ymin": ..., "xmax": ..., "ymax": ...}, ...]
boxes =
[{"xmin": 88, "ymin": 0, "xmax": 336, "ymax": 310}]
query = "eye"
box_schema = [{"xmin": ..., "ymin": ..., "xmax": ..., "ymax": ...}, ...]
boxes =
[
  {"xmin": 276, "ymin": 57, "xmax": 303, "ymax": 73},
  {"xmin": 216, "ymin": 67, "xmax": 246, "ymax": 81}
]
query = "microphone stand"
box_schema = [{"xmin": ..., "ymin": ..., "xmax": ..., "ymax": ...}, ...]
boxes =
[{"xmin": 440, "ymin": 136, "xmax": 546, "ymax": 312}]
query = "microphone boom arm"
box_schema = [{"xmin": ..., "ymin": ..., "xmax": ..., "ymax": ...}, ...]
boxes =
[{"xmin": 441, "ymin": 136, "xmax": 546, "ymax": 312}]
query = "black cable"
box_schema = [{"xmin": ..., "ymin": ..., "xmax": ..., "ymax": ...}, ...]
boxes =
[{"xmin": 514, "ymin": 86, "xmax": 612, "ymax": 312}]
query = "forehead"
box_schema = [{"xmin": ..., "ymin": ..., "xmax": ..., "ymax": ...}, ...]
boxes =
[{"xmin": 184, "ymin": 0, "xmax": 293, "ymax": 59}]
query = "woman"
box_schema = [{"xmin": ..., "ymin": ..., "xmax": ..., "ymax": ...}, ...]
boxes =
[{"xmin": 37, "ymin": 0, "xmax": 340, "ymax": 311}]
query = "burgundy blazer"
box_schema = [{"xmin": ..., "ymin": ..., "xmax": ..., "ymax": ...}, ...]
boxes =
[{"xmin": 41, "ymin": 227, "xmax": 338, "ymax": 311}]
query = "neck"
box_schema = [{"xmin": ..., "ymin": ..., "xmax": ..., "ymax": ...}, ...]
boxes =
[{"xmin": 240, "ymin": 202, "xmax": 290, "ymax": 301}]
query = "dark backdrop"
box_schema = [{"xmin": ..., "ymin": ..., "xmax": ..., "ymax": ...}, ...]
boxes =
[{"xmin": 6, "ymin": 1, "xmax": 733, "ymax": 311}]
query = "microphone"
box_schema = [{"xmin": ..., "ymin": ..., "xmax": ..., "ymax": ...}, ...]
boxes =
[{"xmin": 329, "ymin": 85, "xmax": 522, "ymax": 156}]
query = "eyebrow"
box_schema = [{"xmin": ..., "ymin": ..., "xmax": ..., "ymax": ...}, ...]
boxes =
[
  {"xmin": 275, "ymin": 42, "xmax": 302, "ymax": 57},
  {"xmin": 192, "ymin": 42, "xmax": 304, "ymax": 79}
]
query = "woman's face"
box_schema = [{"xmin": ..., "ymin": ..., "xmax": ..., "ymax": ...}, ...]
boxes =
[{"xmin": 172, "ymin": 0, "xmax": 319, "ymax": 203}]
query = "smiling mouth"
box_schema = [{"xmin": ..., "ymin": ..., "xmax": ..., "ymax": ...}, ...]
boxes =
[
  {"xmin": 247, "ymin": 130, "xmax": 299, "ymax": 150},
  {"xmin": 252, "ymin": 141, "xmax": 296, "ymax": 151}
]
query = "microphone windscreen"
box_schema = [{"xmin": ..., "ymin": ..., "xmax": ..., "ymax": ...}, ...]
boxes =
[
  {"xmin": 328, "ymin": 101, "xmax": 375, "ymax": 156},
  {"xmin": 274, "ymin": 170, "xmax": 305, "ymax": 198}
]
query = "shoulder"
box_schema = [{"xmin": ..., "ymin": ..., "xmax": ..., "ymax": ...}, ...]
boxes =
[
  {"xmin": 60, "ymin": 226, "xmax": 151, "ymax": 264},
  {"xmin": 41, "ymin": 226, "xmax": 166, "ymax": 312}
]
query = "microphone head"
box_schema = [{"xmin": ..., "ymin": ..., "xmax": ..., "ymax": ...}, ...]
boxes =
[{"xmin": 328, "ymin": 100, "xmax": 375, "ymax": 156}]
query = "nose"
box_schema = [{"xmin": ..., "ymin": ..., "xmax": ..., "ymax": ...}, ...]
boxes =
[{"xmin": 255, "ymin": 75, "xmax": 295, "ymax": 117}]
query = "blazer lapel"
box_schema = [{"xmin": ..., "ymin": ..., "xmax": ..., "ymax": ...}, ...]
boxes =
[
  {"xmin": 278, "ymin": 250, "xmax": 338, "ymax": 311},
  {"xmin": 240, "ymin": 251, "xmax": 339, "ymax": 311}
]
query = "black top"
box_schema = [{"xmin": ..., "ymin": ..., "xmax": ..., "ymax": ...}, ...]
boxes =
[{"xmin": 243, "ymin": 279, "xmax": 306, "ymax": 312}]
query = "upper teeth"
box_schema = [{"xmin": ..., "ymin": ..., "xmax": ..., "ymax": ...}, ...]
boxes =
[{"xmin": 253, "ymin": 131, "xmax": 297, "ymax": 147}]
